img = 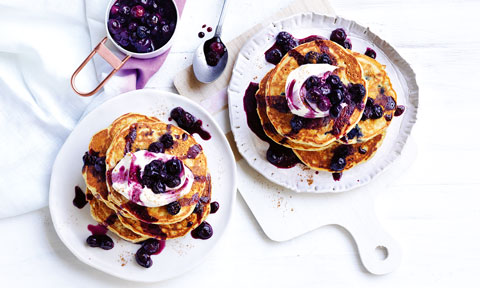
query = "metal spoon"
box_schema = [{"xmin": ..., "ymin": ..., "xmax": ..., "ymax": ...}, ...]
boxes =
[{"xmin": 193, "ymin": 0, "xmax": 229, "ymax": 83}]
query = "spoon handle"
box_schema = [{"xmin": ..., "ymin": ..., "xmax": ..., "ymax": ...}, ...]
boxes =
[{"xmin": 214, "ymin": 0, "xmax": 230, "ymax": 37}]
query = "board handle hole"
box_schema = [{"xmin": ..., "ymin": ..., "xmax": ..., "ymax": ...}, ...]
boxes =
[{"xmin": 375, "ymin": 245, "xmax": 389, "ymax": 261}]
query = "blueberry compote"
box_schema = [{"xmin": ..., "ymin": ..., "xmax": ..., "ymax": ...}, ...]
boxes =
[
  {"xmin": 140, "ymin": 157, "xmax": 184, "ymax": 194},
  {"xmin": 203, "ymin": 36, "xmax": 227, "ymax": 66},
  {"xmin": 170, "ymin": 107, "xmax": 211, "ymax": 140},
  {"xmin": 329, "ymin": 145, "xmax": 354, "ymax": 181},
  {"xmin": 210, "ymin": 201, "xmax": 219, "ymax": 214},
  {"xmin": 73, "ymin": 186, "xmax": 88, "ymax": 209},
  {"xmin": 86, "ymin": 223, "xmax": 114, "ymax": 250},
  {"xmin": 135, "ymin": 238, "xmax": 166, "ymax": 268},
  {"xmin": 83, "ymin": 150, "xmax": 106, "ymax": 181},
  {"xmin": 264, "ymin": 31, "xmax": 326, "ymax": 65},
  {"xmin": 108, "ymin": 0, "xmax": 177, "ymax": 53},
  {"xmin": 365, "ymin": 47, "xmax": 376, "ymax": 59},
  {"xmin": 330, "ymin": 28, "xmax": 352, "ymax": 50},
  {"xmin": 243, "ymin": 82, "xmax": 301, "ymax": 168},
  {"xmin": 191, "ymin": 221, "xmax": 213, "ymax": 240}
]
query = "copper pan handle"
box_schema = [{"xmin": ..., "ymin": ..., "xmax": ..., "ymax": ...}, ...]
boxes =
[{"xmin": 71, "ymin": 37, "xmax": 131, "ymax": 97}]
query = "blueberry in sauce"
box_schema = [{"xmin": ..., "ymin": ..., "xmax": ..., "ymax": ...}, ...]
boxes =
[
  {"xmin": 304, "ymin": 51, "xmax": 321, "ymax": 64},
  {"xmin": 170, "ymin": 107, "xmax": 211, "ymax": 140},
  {"xmin": 371, "ymin": 104, "xmax": 384, "ymax": 119},
  {"xmin": 203, "ymin": 36, "xmax": 227, "ymax": 66},
  {"xmin": 151, "ymin": 181, "xmax": 166, "ymax": 194},
  {"xmin": 305, "ymin": 76, "xmax": 320, "ymax": 90},
  {"xmin": 135, "ymin": 248, "xmax": 153, "ymax": 268},
  {"xmin": 290, "ymin": 115, "xmax": 305, "ymax": 134},
  {"xmin": 165, "ymin": 175, "xmax": 181, "ymax": 188},
  {"xmin": 191, "ymin": 222, "xmax": 213, "ymax": 240},
  {"xmin": 330, "ymin": 28, "xmax": 347, "ymax": 45},
  {"xmin": 385, "ymin": 96, "xmax": 397, "ymax": 111},
  {"xmin": 326, "ymin": 75, "xmax": 342, "ymax": 89},
  {"xmin": 166, "ymin": 201, "xmax": 181, "ymax": 215},
  {"xmin": 317, "ymin": 96, "xmax": 332, "ymax": 112},
  {"xmin": 365, "ymin": 47, "xmax": 377, "ymax": 59},
  {"xmin": 329, "ymin": 103, "xmax": 342, "ymax": 118},
  {"xmin": 166, "ymin": 158, "xmax": 183, "ymax": 176},
  {"xmin": 265, "ymin": 48, "xmax": 283, "ymax": 64},
  {"xmin": 329, "ymin": 88, "xmax": 344, "ymax": 105},
  {"xmin": 83, "ymin": 151, "xmax": 106, "ymax": 181},
  {"xmin": 358, "ymin": 147, "xmax": 367, "ymax": 154},
  {"xmin": 86, "ymin": 235, "xmax": 114, "ymax": 250},
  {"xmin": 73, "ymin": 186, "xmax": 88, "ymax": 209},
  {"xmin": 394, "ymin": 105, "xmax": 406, "ymax": 116},
  {"xmin": 330, "ymin": 156, "xmax": 346, "ymax": 171},
  {"xmin": 160, "ymin": 134, "xmax": 174, "ymax": 148},
  {"xmin": 198, "ymin": 31, "xmax": 205, "ymax": 38},
  {"xmin": 210, "ymin": 201, "xmax": 219, "ymax": 214},
  {"xmin": 343, "ymin": 39, "xmax": 352, "ymax": 50},
  {"xmin": 348, "ymin": 84, "xmax": 366, "ymax": 103},
  {"xmin": 141, "ymin": 238, "xmax": 161, "ymax": 255},
  {"xmin": 276, "ymin": 31, "xmax": 294, "ymax": 46},
  {"xmin": 318, "ymin": 53, "xmax": 332, "ymax": 64},
  {"xmin": 147, "ymin": 141, "xmax": 164, "ymax": 153}
]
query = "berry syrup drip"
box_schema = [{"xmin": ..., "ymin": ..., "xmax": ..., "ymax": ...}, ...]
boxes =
[
  {"xmin": 170, "ymin": 107, "xmax": 211, "ymax": 140},
  {"xmin": 210, "ymin": 201, "xmax": 220, "ymax": 214},
  {"xmin": 140, "ymin": 222, "xmax": 167, "ymax": 239},
  {"xmin": 124, "ymin": 201, "xmax": 158, "ymax": 223},
  {"xmin": 135, "ymin": 238, "xmax": 166, "ymax": 268},
  {"xmin": 73, "ymin": 186, "xmax": 88, "ymax": 209},
  {"xmin": 83, "ymin": 150, "xmax": 106, "ymax": 181},
  {"xmin": 124, "ymin": 124, "xmax": 138, "ymax": 154},
  {"xmin": 203, "ymin": 36, "xmax": 227, "ymax": 66},
  {"xmin": 191, "ymin": 221, "xmax": 213, "ymax": 240},
  {"xmin": 264, "ymin": 31, "xmax": 327, "ymax": 65},
  {"xmin": 88, "ymin": 224, "xmax": 108, "ymax": 235},
  {"xmin": 243, "ymin": 82, "xmax": 301, "ymax": 169}
]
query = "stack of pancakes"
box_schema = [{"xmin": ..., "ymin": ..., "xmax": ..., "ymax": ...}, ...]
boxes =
[
  {"xmin": 82, "ymin": 113, "xmax": 211, "ymax": 243},
  {"xmin": 256, "ymin": 39, "xmax": 398, "ymax": 173}
]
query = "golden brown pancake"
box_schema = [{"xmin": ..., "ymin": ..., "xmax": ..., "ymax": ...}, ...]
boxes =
[
  {"xmin": 265, "ymin": 40, "xmax": 367, "ymax": 147},
  {"xmin": 105, "ymin": 121, "xmax": 208, "ymax": 225}
]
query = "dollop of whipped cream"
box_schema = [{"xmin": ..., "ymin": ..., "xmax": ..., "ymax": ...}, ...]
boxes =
[
  {"xmin": 285, "ymin": 63, "xmax": 338, "ymax": 118},
  {"xmin": 111, "ymin": 150, "xmax": 193, "ymax": 207}
]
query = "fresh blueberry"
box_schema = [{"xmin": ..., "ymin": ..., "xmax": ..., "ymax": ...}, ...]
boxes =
[
  {"xmin": 131, "ymin": 5, "xmax": 145, "ymax": 18},
  {"xmin": 166, "ymin": 158, "xmax": 183, "ymax": 176},
  {"xmin": 330, "ymin": 28, "xmax": 347, "ymax": 44},
  {"xmin": 365, "ymin": 47, "xmax": 376, "ymax": 59},
  {"xmin": 160, "ymin": 134, "xmax": 174, "ymax": 148},
  {"xmin": 326, "ymin": 75, "xmax": 342, "ymax": 89},
  {"xmin": 148, "ymin": 141, "xmax": 164, "ymax": 153},
  {"xmin": 330, "ymin": 156, "xmax": 346, "ymax": 171},
  {"xmin": 108, "ymin": 19, "xmax": 122, "ymax": 35},
  {"xmin": 304, "ymin": 51, "xmax": 321, "ymax": 64},
  {"xmin": 290, "ymin": 116, "xmax": 304, "ymax": 134},
  {"xmin": 371, "ymin": 104, "xmax": 384, "ymax": 119},
  {"xmin": 265, "ymin": 48, "xmax": 283, "ymax": 64},
  {"xmin": 166, "ymin": 201, "xmax": 181, "ymax": 215},
  {"xmin": 165, "ymin": 175, "xmax": 180, "ymax": 188},
  {"xmin": 136, "ymin": 26, "xmax": 149, "ymax": 39},
  {"xmin": 135, "ymin": 248, "xmax": 153, "ymax": 268}
]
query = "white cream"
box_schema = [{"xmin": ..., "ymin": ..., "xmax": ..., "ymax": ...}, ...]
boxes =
[
  {"xmin": 285, "ymin": 64, "xmax": 337, "ymax": 118},
  {"xmin": 111, "ymin": 150, "xmax": 193, "ymax": 207}
]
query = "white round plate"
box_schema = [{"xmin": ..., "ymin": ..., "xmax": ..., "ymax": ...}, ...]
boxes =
[
  {"xmin": 228, "ymin": 13, "xmax": 418, "ymax": 193},
  {"xmin": 49, "ymin": 89, "xmax": 236, "ymax": 282}
]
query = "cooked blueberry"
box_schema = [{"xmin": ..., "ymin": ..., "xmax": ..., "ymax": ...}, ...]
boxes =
[
  {"xmin": 160, "ymin": 134, "xmax": 174, "ymax": 148},
  {"xmin": 171, "ymin": 107, "xmax": 196, "ymax": 128},
  {"xmin": 191, "ymin": 222, "xmax": 213, "ymax": 240},
  {"xmin": 136, "ymin": 26, "xmax": 149, "ymax": 39},
  {"xmin": 110, "ymin": 4, "xmax": 120, "ymax": 16},
  {"xmin": 161, "ymin": 24, "xmax": 171, "ymax": 35},
  {"xmin": 135, "ymin": 248, "xmax": 153, "ymax": 268},
  {"xmin": 366, "ymin": 97, "xmax": 374, "ymax": 106},
  {"xmin": 358, "ymin": 147, "xmax": 367, "ymax": 154},
  {"xmin": 140, "ymin": 0, "xmax": 152, "ymax": 6},
  {"xmin": 371, "ymin": 104, "xmax": 384, "ymax": 119},
  {"xmin": 385, "ymin": 96, "xmax": 396, "ymax": 110},
  {"xmin": 148, "ymin": 141, "xmax": 164, "ymax": 153},
  {"xmin": 348, "ymin": 84, "xmax": 366, "ymax": 103},
  {"xmin": 317, "ymin": 96, "xmax": 332, "ymax": 111},
  {"xmin": 151, "ymin": 181, "xmax": 165, "ymax": 194},
  {"xmin": 362, "ymin": 106, "xmax": 372, "ymax": 120},
  {"xmin": 86, "ymin": 235, "xmax": 100, "ymax": 247},
  {"xmin": 108, "ymin": 19, "xmax": 122, "ymax": 35},
  {"xmin": 384, "ymin": 113, "xmax": 393, "ymax": 121},
  {"xmin": 128, "ymin": 22, "xmax": 138, "ymax": 31},
  {"xmin": 165, "ymin": 175, "xmax": 180, "ymax": 188},
  {"xmin": 166, "ymin": 158, "xmax": 183, "ymax": 176},
  {"xmin": 166, "ymin": 201, "xmax": 181, "ymax": 215},
  {"xmin": 347, "ymin": 125, "xmax": 363, "ymax": 140},
  {"xmin": 330, "ymin": 156, "xmax": 346, "ymax": 171},
  {"xmin": 290, "ymin": 116, "xmax": 304, "ymax": 134},
  {"xmin": 276, "ymin": 31, "xmax": 294, "ymax": 46},
  {"xmin": 330, "ymin": 28, "xmax": 347, "ymax": 44},
  {"xmin": 120, "ymin": 5, "xmax": 131, "ymax": 16},
  {"xmin": 330, "ymin": 104, "xmax": 342, "ymax": 118},
  {"xmin": 326, "ymin": 75, "xmax": 342, "ymax": 89},
  {"xmin": 210, "ymin": 202, "xmax": 220, "ymax": 214},
  {"xmin": 329, "ymin": 89, "xmax": 344, "ymax": 104},
  {"xmin": 99, "ymin": 236, "xmax": 114, "ymax": 250},
  {"xmin": 334, "ymin": 145, "xmax": 354, "ymax": 157},
  {"xmin": 193, "ymin": 202, "xmax": 203, "ymax": 214},
  {"xmin": 143, "ymin": 159, "xmax": 165, "ymax": 186},
  {"xmin": 280, "ymin": 39, "xmax": 297, "ymax": 53},
  {"xmin": 131, "ymin": 5, "xmax": 145, "ymax": 18},
  {"xmin": 365, "ymin": 47, "xmax": 376, "ymax": 59},
  {"xmin": 304, "ymin": 51, "xmax": 321, "ymax": 64},
  {"xmin": 394, "ymin": 105, "xmax": 406, "ymax": 116},
  {"xmin": 265, "ymin": 48, "xmax": 283, "ymax": 64},
  {"xmin": 141, "ymin": 239, "xmax": 161, "ymax": 255},
  {"xmin": 306, "ymin": 87, "xmax": 322, "ymax": 103},
  {"xmin": 305, "ymin": 76, "xmax": 320, "ymax": 90},
  {"xmin": 343, "ymin": 39, "xmax": 352, "ymax": 49},
  {"xmin": 134, "ymin": 37, "xmax": 153, "ymax": 53},
  {"xmin": 319, "ymin": 53, "xmax": 332, "ymax": 64}
]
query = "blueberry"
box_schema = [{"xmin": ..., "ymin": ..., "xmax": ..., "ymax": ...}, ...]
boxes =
[
  {"xmin": 139, "ymin": 0, "xmax": 152, "ymax": 5},
  {"xmin": 143, "ymin": 160, "xmax": 165, "ymax": 187},
  {"xmin": 330, "ymin": 104, "xmax": 342, "ymax": 118},
  {"xmin": 161, "ymin": 24, "xmax": 170, "ymax": 35},
  {"xmin": 148, "ymin": 141, "xmax": 164, "ymax": 153},
  {"xmin": 166, "ymin": 158, "xmax": 183, "ymax": 176},
  {"xmin": 134, "ymin": 37, "xmax": 153, "ymax": 53},
  {"xmin": 394, "ymin": 105, "xmax": 406, "ymax": 116},
  {"xmin": 206, "ymin": 51, "xmax": 220, "ymax": 66},
  {"xmin": 151, "ymin": 25, "xmax": 160, "ymax": 36},
  {"xmin": 358, "ymin": 147, "xmax": 367, "ymax": 154},
  {"xmin": 193, "ymin": 202, "xmax": 203, "ymax": 214},
  {"xmin": 304, "ymin": 51, "xmax": 321, "ymax": 64},
  {"xmin": 99, "ymin": 236, "xmax": 114, "ymax": 250},
  {"xmin": 320, "ymin": 85, "xmax": 332, "ymax": 97},
  {"xmin": 166, "ymin": 201, "xmax": 181, "ymax": 215},
  {"xmin": 317, "ymin": 96, "xmax": 332, "ymax": 112},
  {"xmin": 329, "ymin": 89, "xmax": 344, "ymax": 104},
  {"xmin": 290, "ymin": 116, "xmax": 304, "ymax": 134},
  {"xmin": 305, "ymin": 76, "xmax": 320, "ymax": 90},
  {"xmin": 343, "ymin": 39, "xmax": 352, "ymax": 49},
  {"xmin": 210, "ymin": 42, "xmax": 225, "ymax": 54},
  {"xmin": 330, "ymin": 28, "xmax": 347, "ymax": 44},
  {"xmin": 131, "ymin": 5, "xmax": 145, "ymax": 18},
  {"xmin": 326, "ymin": 75, "xmax": 342, "ymax": 89},
  {"xmin": 276, "ymin": 31, "xmax": 294, "ymax": 46},
  {"xmin": 108, "ymin": 19, "xmax": 122, "ymax": 35},
  {"xmin": 384, "ymin": 113, "xmax": 393, "ymax": 121},
  {"xmin": 113, "ymin": 29, "xmax": 130, "ymax": 47},
  {"xmin": 120, "ymin": 5, "xmax": 131, "ymax": 16},
  {"xmin": 319, "ymin": 53, "xmax": 332, "ymax": 64},
  {"xmin": 366, "ymin": 97, "xmax": 374, "ymax": 106},
  {"xmin": 330, "ymin": 156, "xmax": 346, "ymax": 171},
  {"xmin": 385, "ymin": 96, "xmax": 396, "ymax": 110},
  {"xmin": 165, "ymin": 175, "xmax": 181, "ymax": 188},
  {"xmin": 362, "ymin": 106, "xmax": 372, "ymax": 120},
  {"xmin": 86, "ymin": 235, "xmax": 100, "ymax": 247},
  {"xmin": 348, "ymin": 84, "xmax": 366, "ymax": 103},
  {"xmin": 371, "ymin": 104, "xmax": 384, "ymax": 119},
  {"xmin": 170, "ymin": 107, "xmax": 196, "ymax": 128},
  {"xmin": 191, "ymin": 222, "xmax": 213, "ymax": 240},
  {"xmin": 265, "ymin": 48, "xmax": 283, "ymax": 64},
  {"xmin": 306, "ymin": 87, "xmax": 322, "ymax": 103},
  {"xmin": 160, "ymin": 134, "xmax": 174, "ymax": 148},
  {"xmin": 151, "ymin": 181, "xmax": 165, "ymax": 194},
  {"xmin": 136, "ymin": 26, "xmax": 149, "ymax": 39},
  {"xmin": 146, "ymin": 13, "xmax": 161, "ymax": 27},
  {"xmin": 347, "ymin": 125, "xmax": 363, "ymax": 140},
  {"xmin": 128, "ymin": 22, "xmax": 138, "ymax": 32},
  {"xmin": 141, "ymin": 239, "xmax": 161, "ymax": 255},
  {"xmin": 365, "ymin": 47, "xmax": 376, "ymax": 59},
  {"xmin": 135, "ymin": 248, "xmax": 153, "ymax": 268},
  {"xmin": 280, "ymin": 39, "xmax": 297, "ymax": 53},
  {"xmin": 110, "ymin": 4, "xmax": 120, "ymax": 16}
]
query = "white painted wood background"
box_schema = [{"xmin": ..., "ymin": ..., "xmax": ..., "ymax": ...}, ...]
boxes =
[{"xmin": 1, "ymin": 0, "xmax": 480, "ymax": 287}]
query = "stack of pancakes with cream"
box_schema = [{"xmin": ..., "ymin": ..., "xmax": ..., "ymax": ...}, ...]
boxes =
[
  {"xmin": 256, "ymin": 37, "xmax": 400, "ymax": 175},
  {"xmin": 82, "ymin": 113, "xmax": 211, "ymax": 243}
]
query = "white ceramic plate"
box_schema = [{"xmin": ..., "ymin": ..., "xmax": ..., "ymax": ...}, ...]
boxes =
[
  {"xmin": 228, "ymin": 13, "xmax": 418, "ymax": 193},
  {"xmin": 49, "ymin": 89, "xmax": 236, "ymax": 282}
]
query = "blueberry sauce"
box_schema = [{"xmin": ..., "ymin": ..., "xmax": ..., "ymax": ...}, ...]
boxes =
[
  {"xmin": 210, "ymin": 201, "xmax": 219, "ymax": 214},
  {"xmin": 191, "ymin": 221, "xmax": 213, "ymax": 240},
  {"xmin": 170, "ymin": 107, "xmax": 211, "ymax": 140},
  {"xmin": 124, "ymin": 202, "xmax": 158, "ymax": 223},
  {"xmin": 330, "ymin": 145, "xmax": 354, "ymax": 180},
  {"xmin": 198, "ymin": 32, "xmax": 205, "ymax": 38},
  {"xmin": 203, "ymin": 36, "xmax": 226, "ymax": 66},
  {"xmin": 88, "ymin": 224, "xmax": 108, "ymax": 235},
  {"xmin": 140, "ymin": 222, "xmax": 167, "ymax": 239},
  {"xmin": 243, "ymin": 82, "xmax": 301, "ymax": 168},
  {"xmin": 264, "ymin": 31, "xmax": 326, "ymax": 65},
  {"xmin": 107, "ymin": 0, "xmax": 177, "ymax": 53},
  {"xmin": 73, "ymin": 186, "xmax": 88, "ymax": 209}
]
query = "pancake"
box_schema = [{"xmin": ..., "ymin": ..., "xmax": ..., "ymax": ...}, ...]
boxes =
[
  {"xmin": 117, "ymin": 175, "xmax": 212, "ymax": 240},
  {"xmin": 265, "ymin": 40, "xmax": 367, "ymax": 147},
  {"xmin": 86, "ymin": 189, "xmax": 148, "ymax": 243},
  {"xmin": 107, "ymin": 113, "xmax": 160, "ymax": 140},
  {"xmin": 344, "ymin": 52, "xmax": 398, "ymax": 144},
  {"xmin": 293, "ymin": 131, "xmax": 385, "ymax": 172},
  {"xmin": 105, "ymin": 121, "xmax": 208, "ymax": 225},
  {"xmin": 256, "ymin": 69, "xmax": 321, "ymax": 151}
]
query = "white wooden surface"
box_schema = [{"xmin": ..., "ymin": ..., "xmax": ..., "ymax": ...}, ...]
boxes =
[{"xmin": 1, "ymin": 0, "xmax": 480, "ymax": 287}]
